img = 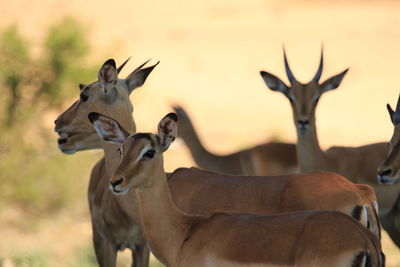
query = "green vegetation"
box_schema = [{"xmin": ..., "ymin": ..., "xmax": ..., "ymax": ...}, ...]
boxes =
[
  {"xmin": 71, "ymin": 244, "xmax": 97, "ymax": 267},
  {"xmin": 39, "ymin": 17, "xmax": 95, "ymax": 105},
  {"xmin": 0, "ymin": 17, "xmax": 99, "ymax": 214},
  {"xmin": 10, "ymin": 251, "xmax": 48, "ymax": 267},
  {"xmin": 0, "ymin": 25, "xmax": 30, "ymax": 125}
]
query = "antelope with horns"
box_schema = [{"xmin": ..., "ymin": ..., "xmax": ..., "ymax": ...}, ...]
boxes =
[
  {"xmin": 54, "ymin": 58, "xmax": 159, "ymax": 266},
  {"xmin": 172, "ymin": 105, "xmax": 298, "ymax": 176},
  {"xmin": 89, "ymin": 111, "xmax": 381, "ymax": 240},
  {"xmin": 91, "ymin": 112, "xmax": 384, "ymax": 267},
  {"xmin": 260, "ymin": 48, "xmax": 400, "ymax": 247},
  {"xmin": 378, "ymin": 95, "xmax": 400, "ymax": 185},
  {"xmin": 377, "ymin": 95, "xmax": 400, "ymax": 247}
]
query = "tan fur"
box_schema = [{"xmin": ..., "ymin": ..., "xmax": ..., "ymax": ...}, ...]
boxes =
[
  {"xmin": 54, "ymin": 59, "xmax": 158, "ymax": 267},
  {"xmin": 93, "ymin": 114, "xmax": 380, "ymax": 238},
  {"xmin": 377, "ymin": 106, "xmax": 400, "ymax": 247},
  {"xmin": 107, "ymin": 122, "xmax": 383, "ymax": 267},
  {"xmin": 260, "ymin": 50, "xmax": 400, "ymax": 247},
  {"xmin": 54, "ymin": 80, "xmax": 135, "ymax": 154},
  {"xmin": 168, "ymin": 167, "xmax": 380, "ymax": 238},
  {"xmin": 88, "ymin": 155, "xmax": 149, "ymax": 267},
  {"xmin": 378, "ymin": 124, "xmax": 400, "ymax": 184},
  {"xmin": 173, "ymin": 105, "xmax": 298, "ymax": 176}
]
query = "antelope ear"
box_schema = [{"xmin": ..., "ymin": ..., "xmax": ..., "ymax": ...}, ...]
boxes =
[
  {"xmin": 320, "ymin": 69, "xmax": 349, "ymax": 94},
  {"xmin": 98, "ymin": 59, "xmax": 118, "ymax": 90},
  {"xmin": 260, "ymin": 71, "xmax": 289, "ymax": 94},
  {"xmin": 157, "ymin": 113, "xmax": 178, "ymax": 152},
  {"xmin": 125, "ymin": 61, "xmax": 159, "ymax": 94},
  {"xmin": 88, "ymin": 112, "xmax": 130, "ymax": 144}
]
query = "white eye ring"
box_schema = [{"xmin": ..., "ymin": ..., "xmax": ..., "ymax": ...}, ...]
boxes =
[{"xmin": 137, "ymin": 145, "xmax": 152, "ymax": 162}]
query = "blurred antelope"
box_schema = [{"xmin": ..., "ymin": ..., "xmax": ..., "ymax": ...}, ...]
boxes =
[
  {"xmin": 377, "ymin": 95, "xmax": 400, "ymax": 246},
  {"xmin": 378, "ymin": 95, "xmax": 400, "ymax": 185},
  {"xmin": 172, "ymin": 105, "xmax": 297, "ymax": 175},
  {"xmin": 89, "ymin": 112, "xmax": 381, "ymax": 240},
  {"xmin": 260, "ymin": 48, "xmax": 400, "ymax": 247},
  {"xmin": 91, "ymin": 112, "xmax": 384, "ymax": 267},
  {"xmin": 54, "ymin": 58, "xmax": 158, "ymax": 267}
]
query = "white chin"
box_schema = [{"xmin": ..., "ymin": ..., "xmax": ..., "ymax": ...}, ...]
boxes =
[
  {"xmin": 59, "ymin": 147, "xmax": 77, "ymax": 154},
  {"xmin": 112, "ymin": 188, "xmax": 129, "ymax": 196}
]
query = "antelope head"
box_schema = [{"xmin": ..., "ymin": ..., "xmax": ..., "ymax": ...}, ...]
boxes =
[
  {"xmin": 88, "ymin": 112, "xmax": 178, "ymax": 195},
  {"xmin": 54, "ymin": 58, "xmax": 158, "ymax": 154},
  {"xmin": 377, "ymin": 95, "xmax": 400, "ymax": 185},
  {"xmin": 260, "ymin": 48, "xmax": 348, "ymax": 135}
]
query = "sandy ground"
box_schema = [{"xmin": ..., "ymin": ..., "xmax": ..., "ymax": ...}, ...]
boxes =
[{"xmin": 1, "ymin": 0, "xmax": 400, "ymax": 265}]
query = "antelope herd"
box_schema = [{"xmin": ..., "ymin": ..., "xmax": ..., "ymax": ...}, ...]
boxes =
[{"xmin": 53, "ymin": 49, "xmax": 400, "ymax": 266}]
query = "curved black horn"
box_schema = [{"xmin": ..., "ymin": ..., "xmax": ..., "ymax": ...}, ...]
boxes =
[
  {"xmin": 312, "ymin": 48, "xmax": 324, "ymax": 83},
  {"xmin": 117, "ymin": 57, "xmax": 131, "ymax": 74},
  {"xmin": 390, "ymin": 94, "xmax": 400, "ymax": 125},
  {"xmin": 396, "ymin": 94, "xmax": 400, "ymax": 113},
  {"xmin": 283, "ymin": 48, "xmax": 297, "ymax": 84}
]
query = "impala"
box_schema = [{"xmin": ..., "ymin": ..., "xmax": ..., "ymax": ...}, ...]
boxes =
[
  {"xmin": 89, "ymin": 112, "xmax": 381, "ymax": 239},
  {"xmin": 260, "ymin": 48, "xmax": 400, "ymax": 247},
  {"xmin": 92, "ymin": 112, "xmax": 384, "ymax": 267},
  {"xmin": 54, "ymin": 58, "xmax": 158, "ymax": 267},
  {"xmin": 378, "ymin": 95, "xmax": 400, "ymax": 185},
  {"xmin": 376, "ymin": 96, "xmax": 400, "ymax": 248},
  {"xmin": 172, "ymin": 105, "xmax": 298, "ymax": 175}
]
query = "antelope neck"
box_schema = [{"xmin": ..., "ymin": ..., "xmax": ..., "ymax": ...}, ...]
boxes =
[
  {"xmin": 179, "ymin": 119, "xmax": 219, "ymax": 165},
  {"xmin": 296, "ymin": 119, "xmax": 325, "ymax": 172},
  {"xmin": 136, "ymin": 162, "xmax": 195, "ymax": 265}
]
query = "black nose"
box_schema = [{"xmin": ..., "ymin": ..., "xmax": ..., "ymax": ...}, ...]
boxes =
[
  {"xmin": 58, "ymin": 138, "xmax": 67, "ymax": 145},
  {"xmin": 110, "ymin": 177, "xmax": 123, "ymax": 187},
  {"xmin": 378, "ymin": 168, "xmax": 393, "ymax": 177},
  {"xmin": 298, "ymin": 120, "xmax": 309, "ymax": 126}
]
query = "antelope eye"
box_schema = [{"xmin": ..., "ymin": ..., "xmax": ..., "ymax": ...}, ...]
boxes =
[
  {"xmin": 116, "ymin": 147, "xmax": 122, "ymax": 156},
  {"xmin": 80, "ymin": 93, "xmax": 89, "ymax": 102},
  {"xmin": 143, "ymin": 149, "xmax": 155, "ymax": 159}
]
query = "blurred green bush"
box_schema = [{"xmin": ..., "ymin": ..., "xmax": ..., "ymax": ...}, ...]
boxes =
[{"xmin": 0, "ymin": 17, "xmax": 100, "ymax": 215}]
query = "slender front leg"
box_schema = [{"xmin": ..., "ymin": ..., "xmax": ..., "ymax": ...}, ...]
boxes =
[
  {"xmin": 92, "ymin": 229, "xmax": 118, "ymax": 267},
  {"xmin": 102, "ymin": 242, "xmax": 117, "ymax": 267},
  {"xmin": 380, "ymin": 197, "xmax": 400, "ymax": 248},
  {"xmin": 131, "ymin": 243, "xmax": 150, "ymax": 267}
]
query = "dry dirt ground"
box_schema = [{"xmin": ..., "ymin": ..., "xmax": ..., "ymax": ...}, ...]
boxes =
[{"xmin": 1, "ymin": 0, "xmax": 400, "ymax": 266}]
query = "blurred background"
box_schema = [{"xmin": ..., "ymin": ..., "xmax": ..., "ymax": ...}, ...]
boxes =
[{"xmin": 0, "ymin": 0, "xmax": 399, "ymax": 266}]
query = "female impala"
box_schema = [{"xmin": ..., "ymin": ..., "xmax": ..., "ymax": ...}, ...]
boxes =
[
  {"xmin": 55, "ymin": 58, "xmax": 158, "ymax": 267},
  {"xmin": 91, "ymin": 112, "xmax": 384, "ymax": 267},
  {"xmin": 89, "ymin": 112, "xmax": 381, "ymax": 240},
  {"xmin": 260, "ymin": 48, "xmax": 400, "ymax": 247}
]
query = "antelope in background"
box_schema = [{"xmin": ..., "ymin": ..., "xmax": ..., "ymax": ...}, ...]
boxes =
[
  {"xmin": 91, "ymin": 112, "xmax": 384, "ymax": 267},
  {"xmin": 260, "ymin": 48, "xmax": 400, "ymax": 247},
  {"xmin": 378, "ymin": 95, "xmax": 400, "ymax": 185},
  {"xmin": 89, "ymin": 111, "xmax": 381, "ymax": 239},
  {"xmin": 377, "ymin": 95, "xmax": 400, "ymax": 249},
  {"xmin": 54, "ymin": 58, "xmax": 158, "ymax": 266},
  {"xmin": 172, "ymin": 105, "xmax": 298, "ymax": 175}
]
